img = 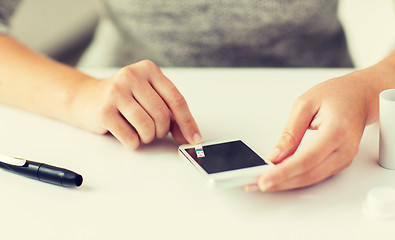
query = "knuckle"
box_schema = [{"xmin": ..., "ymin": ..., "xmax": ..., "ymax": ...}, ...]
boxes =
[
  {"xmin": 140, "ymin": 134, "xmax": 155, "ymax": 144},
  {"xmin": 154, "ymin": 113, "xmax": 171, "ymax": 139},
  {"xmin": 127, "ymin": 109, "xmax": 155, "ymax": 144},
  {"xmin": 171, "ymin": 90, "xmax": 187, "ymax": 108},
  {"xmin": 138, "ymin": 120, "xmax": 155, "ymax": 144},
  {"xmin": 138, "ymin": 59, "xmax": 161, "ymax": 74},
  {"xmin": 180, "ymin": 115, "xmax": 195, "ymax": 129},
  {"xmin": 106, "ymin": 81, "xmax": 122, "ymax": 97},
  {"xmin": 140, "ymin": 118, "xmax": 155, "ymax": 134},
  {"xmin": 123, "ymin": 136, "xmax": 140, "ymax": 150},
  {"xmin": 120, "ymin": 65, "xmax": 139, "ymax": 77},
  {"xmin": 157, "ymin": 130, "xmax": 170, "ymax": 139},
  {"xmin": 117, "ymin": 66, "xmax": 136, "ymax": 80},
  {"xmin": 293, "ymin": 95, "xmax": 311, "ymax": 111},
  {"xmin": 280, "ymin": 131, "xmax": 297, "ymax": 147},
  {"xmin": 104, "ymin": 76, "xmax": 129, "ymax": 100},
  {"xmin": 154, "ymin": 107, "xmax": 171, "ymax": 124},
  {"xmin": 97, "ymin": 104, "xmax": 114, "ymax": 127},
  {"xmin": 116, "ymin": 66, "xmax": 140, "ymax": 86},
  {"xmin": 139, "ymin": 59, "xmax": 155, "ymax": 68}
]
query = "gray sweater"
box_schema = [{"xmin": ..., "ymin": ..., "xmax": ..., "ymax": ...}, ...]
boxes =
[{"xmin": 0, "ymin": 0, "xmax": 353, "ymax": 68}]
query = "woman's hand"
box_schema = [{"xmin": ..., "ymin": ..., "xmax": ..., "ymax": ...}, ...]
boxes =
[
  {"xmin": 246, "ymin": 67, "xmax": 388, "ymax": 192},
  {"xmin": 73, "ymin": 60, "xmax": 201, "ymax": 149}
]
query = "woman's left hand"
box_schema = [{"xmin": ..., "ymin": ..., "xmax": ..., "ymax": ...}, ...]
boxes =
[{"xmin": 246, "ymin": 67, "xmax": 384, "ymax": 192}]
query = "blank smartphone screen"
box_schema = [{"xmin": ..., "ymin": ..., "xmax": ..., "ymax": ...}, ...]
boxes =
[{"xmin": 185, "ymin": 140, "xmax": 267, "ymax": 174}]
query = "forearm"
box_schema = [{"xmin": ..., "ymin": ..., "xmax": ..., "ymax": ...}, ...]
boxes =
[
  {"xmin": 0, "ymin": 34, "xmax": 96, "ymax": 126},
  {"xmin": 0, "ymin": 35, "xmax": 202, "ymax": 147}
]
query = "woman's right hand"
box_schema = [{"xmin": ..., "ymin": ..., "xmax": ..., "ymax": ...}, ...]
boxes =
[{"xmin": 72, "ymin": 60, "xmax": 202, "ymax": 149}]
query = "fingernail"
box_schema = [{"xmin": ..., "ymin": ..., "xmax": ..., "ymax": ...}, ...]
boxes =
[
  {"xmin": 192, "ymin": 133, "xmax": 202, "ymax": 144},
  {"xmin": 265, "ymin": 148, "xmax": 280, "ymax": 161},
  {"xmin": 245, "ymin": 184, "xmax": 259, "ymax": 192},
  {"xmin": 259, "ymin": 179, "xmax": 274, "ymax": 192}
]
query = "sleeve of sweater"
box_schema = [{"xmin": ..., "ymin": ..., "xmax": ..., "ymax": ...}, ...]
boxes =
[{"xmin": 0, "ymin": 0, "xmax": 22, "ymax": 34}]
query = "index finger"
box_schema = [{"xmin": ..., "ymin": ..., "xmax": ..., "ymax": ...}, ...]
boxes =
[
  {"xmin": 143, "ymin": 61, "xmax": 201, "ymax": 144},
  {"xmin": 267, "ymin": 95, "xmax": 318, "ymax": 164}
]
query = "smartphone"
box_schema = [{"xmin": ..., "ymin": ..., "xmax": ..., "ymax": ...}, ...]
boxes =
[{"xmin": 178, "ymin": 139, "xmax": 274, "ymax": 188}]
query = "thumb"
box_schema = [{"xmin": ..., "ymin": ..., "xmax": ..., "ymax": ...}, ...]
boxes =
[{"xmin": 266, "ymin": 99, "xmax": 318, "ymax": 164}]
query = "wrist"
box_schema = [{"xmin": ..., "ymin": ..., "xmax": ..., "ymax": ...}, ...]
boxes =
[
  {"xmin": 68, "ymin": 74, "xmax": 102, "ymax": 131},
  {"xmin": 372, "ymin": 52, "xmax": 395, "ymax": 90},
  {"xmin": 349, "ymin": 57, "xmax": 395, "ymax": 124}
]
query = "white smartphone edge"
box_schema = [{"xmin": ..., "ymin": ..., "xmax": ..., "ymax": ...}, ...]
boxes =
[{"xmin": 178, "ymin": 138, "xmax": 274, "ymax": 189}]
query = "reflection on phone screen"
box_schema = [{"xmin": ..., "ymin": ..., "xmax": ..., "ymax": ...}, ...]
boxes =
[{"xmin": 185, "ymin": 140, "xmax": 267, "ymax": 174}]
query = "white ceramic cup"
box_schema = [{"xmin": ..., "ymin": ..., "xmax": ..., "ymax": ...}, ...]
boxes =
[{"xmin": 379, "ymin": 89, "xmax": 395, "ymax": 169}]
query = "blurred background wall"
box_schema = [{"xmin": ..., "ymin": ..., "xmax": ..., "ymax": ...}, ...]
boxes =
[
  {"xmin": 338, "ymin": 0, "xmax": 395, "ymax": 68},
  {"xmin": 9, "ymin": 0, "xmax": 98, "ymax": 66},
  {"xmin": 7, "ymin": 0, "xmax": 395, "ymax": 69}
]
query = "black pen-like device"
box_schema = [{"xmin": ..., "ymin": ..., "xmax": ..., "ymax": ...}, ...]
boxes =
[{"xmin": 0, "ymin": 154, "xmax": 83, "ymax": 187}]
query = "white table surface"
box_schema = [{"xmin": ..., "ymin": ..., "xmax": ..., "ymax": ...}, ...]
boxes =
[{"xmin": 0, "ymin": 68, "xmax": 393, "ymax": 240}]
